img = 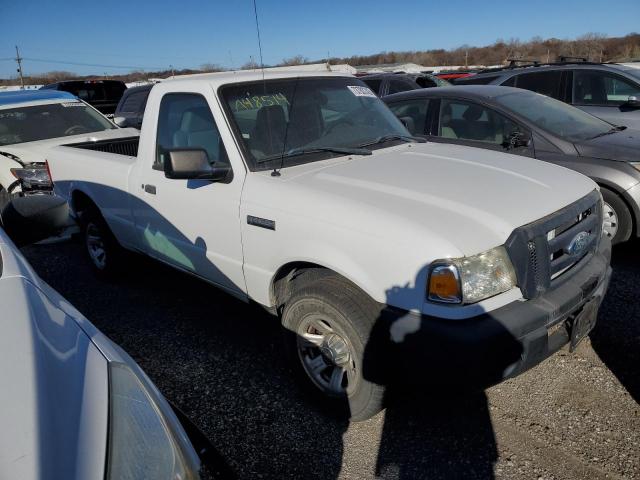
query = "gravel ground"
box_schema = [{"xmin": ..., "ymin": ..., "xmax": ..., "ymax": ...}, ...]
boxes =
[{"xmin": 22, "ymin": 239, "xmax": 639, "ymax": 480}]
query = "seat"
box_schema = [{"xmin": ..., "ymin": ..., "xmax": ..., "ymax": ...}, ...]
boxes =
[
  {"xmin": 440, "ymin": 103, "xmax": 458, "ymax": 139},
  {"xmin": 172, "ymin": 107, "xmax": 221, "ymax": 163},
  {"xmin": 251, "ymin": 105, "xmax": 287, "ymax": 157},
  {"xmin": 286, "ymin": 102, "xmax": 324, "ymax": 149}
]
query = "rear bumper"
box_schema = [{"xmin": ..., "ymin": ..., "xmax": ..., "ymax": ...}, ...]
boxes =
[{"xmin": 381, "ymin": 237, "xmax": 612, "ymax": 389}]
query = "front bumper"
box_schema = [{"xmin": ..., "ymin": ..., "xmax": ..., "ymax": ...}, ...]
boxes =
[{"xmin": 381, "ymin": 237, "xmax": 612, "ymax": 389}]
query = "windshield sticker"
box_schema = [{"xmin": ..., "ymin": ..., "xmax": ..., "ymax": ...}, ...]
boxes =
[
  {"xmin": 233, "ymin": 93, "xmax": 289, "ymax": 111},
  {"xmin": 347, "ymin": 86, "xmax": 376, "ymax": 98},
  {"xmin": 61, "ymin": 102, "xmax": 85, "ymax": 107}
]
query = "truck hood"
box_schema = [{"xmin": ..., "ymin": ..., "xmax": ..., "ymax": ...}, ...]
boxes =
[
  {"xmin": 574, "ymin": 127, "xmax": 640, "ymax": 162},
  {"xmin": 0, "ymin": 128, "xmax": 139, "ymax": 165},
  {"xmin": 276, "ymin": 142, "xmax": 597, "ymax": 255}
]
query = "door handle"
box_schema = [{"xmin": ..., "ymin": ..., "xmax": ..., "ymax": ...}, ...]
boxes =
[{"xmin": 144, "ymin": 184, "xmax": 157, "ymax": 195}]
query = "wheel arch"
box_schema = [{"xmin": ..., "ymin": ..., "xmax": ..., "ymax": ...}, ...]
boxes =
[
  {"xmin": 269, "ymin": 261, "xmax": 378, "ymax": 314},
  {"xmin": 596, "ymin": 181, "xmax": 638, "ymax": 237}
]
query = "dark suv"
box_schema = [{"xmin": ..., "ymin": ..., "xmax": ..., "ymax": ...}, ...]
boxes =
[
  {"xmin": 454, "ymin": 61, "xmax": 640, "ymax": 130},
  {"xmin": 41, "ymin": 80, "xmax": 127, "ymax": 117},
  {"xmin": 361, "ymin": 73, "xmax": 450, "ymax": 97}
]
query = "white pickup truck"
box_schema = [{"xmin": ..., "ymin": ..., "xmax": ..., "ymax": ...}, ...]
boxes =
[{"xmin": 47, "ymin": 71, "xmax": 612, "ymax": 421}]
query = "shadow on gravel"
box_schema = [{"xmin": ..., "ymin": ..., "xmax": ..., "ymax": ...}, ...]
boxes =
[
  {"xmin": 360, "ymin": 274, "xmax": 524, "ymax": 479},
  {"xmin": 590, "ymin": 239, "xmax": 640, "ymax": 403}
]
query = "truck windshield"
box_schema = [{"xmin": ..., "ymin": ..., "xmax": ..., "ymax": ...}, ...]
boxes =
[
  {"xmin": 0, "ymin": 101, "xmax": 115, "ymax": 146},
  {"xmin": 495, "ymin": 91, "xmax": 614, "ymax": 142},
  {"xmin": 221, "ymin": 76, "xmax": 412, "ymax": 170}
]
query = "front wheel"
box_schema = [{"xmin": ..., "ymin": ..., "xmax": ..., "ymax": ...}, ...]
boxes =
[
  {"xmin": 601, "ymin": 187, "xmax": 632, "ymax": 245},
  {"xmin": 281, "ymin": 273, "xmax": 386, "ymax": 422}
]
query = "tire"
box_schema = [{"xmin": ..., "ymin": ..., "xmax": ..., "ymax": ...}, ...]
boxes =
[
  {"xmin": 601, "ymin": 187, "xmax": 632, "ymax": 245},
  {"xmin": 281, "ymin": 272, "xmax": 387, "ymax": 422},
  {"xmin": 0, "ymin": 186, "xmax": 10, "ymax": 212},
  {"xmin": 80, "ymin": 206, "xmax": 125, "ymax": 278}
]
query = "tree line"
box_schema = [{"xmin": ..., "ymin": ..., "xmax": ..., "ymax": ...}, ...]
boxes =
[{"xmin": 2, "ymin": 32, "xmax": 639, "ymax": 86}]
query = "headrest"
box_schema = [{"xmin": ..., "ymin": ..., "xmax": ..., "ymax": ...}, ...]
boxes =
[
  {"xmin": 256, "ymin": 105, "xmax": 286, "ymax": 130},
  {"xmin": 180, "ymin": 107, "xmax": 214, "ymax": 132},
  {"xmin": 463, "ymin": 104, "xmax": 484, "ymax": 121}
]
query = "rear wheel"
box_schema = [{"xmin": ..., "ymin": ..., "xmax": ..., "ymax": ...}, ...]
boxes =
[
  {"xmin": 0, "ymin": 186, "xmax": 10, "ymax": 211},
  {"xmin": 81, "ymin": 207, "xmax": 125, "ymax": 278},
  {"xmin": 281, "ymin": 272, "xmax": 386, "ymax": 422},
  {"xmin": 600, "ymin": 187, "xmax": 632, "ymax": 245}
]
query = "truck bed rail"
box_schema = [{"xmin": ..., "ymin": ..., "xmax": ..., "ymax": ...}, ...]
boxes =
[{"xmin": 64, "ymin": 136, "xmax": 139, "ymax": 157}]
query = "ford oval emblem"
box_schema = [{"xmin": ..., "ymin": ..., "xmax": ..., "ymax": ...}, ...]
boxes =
[{"xmin": 567, "ymin": 231, "xmax": 590, "ymax": 257}]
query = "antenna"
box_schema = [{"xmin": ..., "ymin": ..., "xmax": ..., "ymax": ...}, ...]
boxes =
[{"xmin": 252, "ymin": 0, "xmax": 281, "ymax": 177}]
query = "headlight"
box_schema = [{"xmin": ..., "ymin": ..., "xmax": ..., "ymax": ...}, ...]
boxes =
[
  {"xmin": 428, "ymin": 246, "xmax": 517, "ymax": 304},
  {"xmin": 107, "ymin": 363, "xmax": 200, "ymax": 480},
  {"xmin": 10, "ymin": 166, "xmax": 52, "ymax": 188}
]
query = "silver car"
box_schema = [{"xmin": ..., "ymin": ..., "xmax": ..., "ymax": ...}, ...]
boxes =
[{"xmin": 0, "ymin": 196, "xmax": 224, "ymax": 480}]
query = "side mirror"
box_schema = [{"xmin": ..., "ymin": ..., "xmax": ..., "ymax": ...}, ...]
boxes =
[
  {"xmin": 624, "ymin": 95, "xmax": 640, "ymax": 108},
  {"xmin": 505, "ymin": 131, "xmax": 531, "ymax": 149},
  {"xmin": 1, "ymin": 195, "xmax": 69, "ymax": 247},
  {"xmin": 163, "ymin": 149, "xmax": 231, "ymax": 182},
  {"xmin": 113, "ymin": 116, "xmax": 129, "ymax": 127}
]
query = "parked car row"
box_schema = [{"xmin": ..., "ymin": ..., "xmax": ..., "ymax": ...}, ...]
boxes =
[{"xmin": 0, "ymin": 65, "xmax": 630, "ymax": 478}]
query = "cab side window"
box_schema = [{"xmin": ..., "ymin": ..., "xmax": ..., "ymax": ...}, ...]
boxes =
[
  {"xmin": 512, "ymin": 71, "xmax": 562, "ymax": 99},
  {"xmin": 573, "ymin": 70, "xmax": 640, "ymax": 106},
  {"xmin": 155, "ymin": 93, "xmax": 229, "ymax": 170},
  {"xmin": 388, "ymin": 99, "xmax": 430, "ymax": 135},
  {"xmin": 387, "ymin": 79, "xmax": 416, "ymax": 95},
  {"xmin": 438, "ymin": 99, "xmax": 522, "ymax": 145}
]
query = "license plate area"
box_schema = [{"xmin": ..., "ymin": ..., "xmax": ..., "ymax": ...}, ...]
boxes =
[{"xmin": 569, "ymin": 298, "xmax": 599, "ymax": 351}]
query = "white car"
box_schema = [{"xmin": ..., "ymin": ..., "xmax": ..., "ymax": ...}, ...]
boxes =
[
  {"xmin": 0, "ymin": 196, "xmax": 227, "ymax": 480},
  {"xmin": 46, "ymin": 70, "xmax": 612, "ymax": 421},
  {"xmin": 0, "ymin": 90, "xmax": 139, "ymax": 207}
]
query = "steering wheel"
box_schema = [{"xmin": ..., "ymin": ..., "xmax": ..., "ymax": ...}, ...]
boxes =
[
  {"xmin": 325, "ymin": 118, "xmax": 355, "ymax": 135},
  {"xmin": 64, "ymin": 125, "xmax": 90, "ymax": 136}
]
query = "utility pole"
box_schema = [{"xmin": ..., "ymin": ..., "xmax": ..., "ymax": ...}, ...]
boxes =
[
  {"xmin": 465, "ymin": 50, "xmax": 468, "ymax": 68},
  {"xmin": 15, "ymin": 45, "xmax": 25, "ymax": 89},
  {"xmin": 170, "ymin": 64, "xmax": 175, "ymax": 77}
]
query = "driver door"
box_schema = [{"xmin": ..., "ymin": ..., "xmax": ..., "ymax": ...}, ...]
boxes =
[{"xmin": 130, "ymin": 88, "xmax": 247, "ymax": 298}]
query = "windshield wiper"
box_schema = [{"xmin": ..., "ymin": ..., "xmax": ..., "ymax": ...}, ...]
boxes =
[
  {"xmin": 258, "ymin": 146, "xmax": 371, "ymax": 164},
  {"xmin": 358, "ymin": 134, "xmax": 426, "ymax": 148},
  {"xmin": 589, "ymin": 125, "xmax": 627, "ymax": 140}
]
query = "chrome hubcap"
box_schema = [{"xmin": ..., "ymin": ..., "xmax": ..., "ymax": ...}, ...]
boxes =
[
  {"xmin": 86, "ymin": 222, "xmax": 107, "ymax": 270},
  {"xmin": 297, "ymin": 317, "xmax": 357, "ymax": 396},
  {"xmin": 602, "ymin": 202, "xmax": 618, "ymax": 240}
]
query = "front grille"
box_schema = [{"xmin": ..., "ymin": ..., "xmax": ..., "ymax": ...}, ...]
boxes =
[{"xmin": 505, "ymin": 190, "xmax": 602, "ymax": 299}]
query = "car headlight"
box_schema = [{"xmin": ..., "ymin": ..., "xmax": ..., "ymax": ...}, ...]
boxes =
[
  {"xmin": 10, "ymin": 166, "xmax": 52, "ymax": 188},
  {"xmin": 107, "ymin": 363, "xmax": 200, "ymax": 480},
  {"xmin": 428, "ymin": 246, "xmax": 517, "ymax": 304}
]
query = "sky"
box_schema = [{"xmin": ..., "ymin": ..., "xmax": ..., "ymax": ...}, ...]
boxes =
[{"xmin": 1, "ymin": 0, "xmax": 639, "ymax": 78}]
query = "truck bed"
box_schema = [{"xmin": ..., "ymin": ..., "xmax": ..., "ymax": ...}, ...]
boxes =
[{"xmin": 62, "ymin": 136, "xmax": 139, "ymax": 157}]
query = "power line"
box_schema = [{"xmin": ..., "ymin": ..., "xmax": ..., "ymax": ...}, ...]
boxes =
[
  {"xmin": 22, "ymin": 57, "xmax": 167, "ymax": 71},
  {"xmin": 15, "ymin": 46, "xmax": 25, "ymax": 88}
]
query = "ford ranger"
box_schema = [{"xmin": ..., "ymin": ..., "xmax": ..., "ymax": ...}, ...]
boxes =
[{"xmin": 46, "ymin": 71, "xmax": 612, "ymax": 421}]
